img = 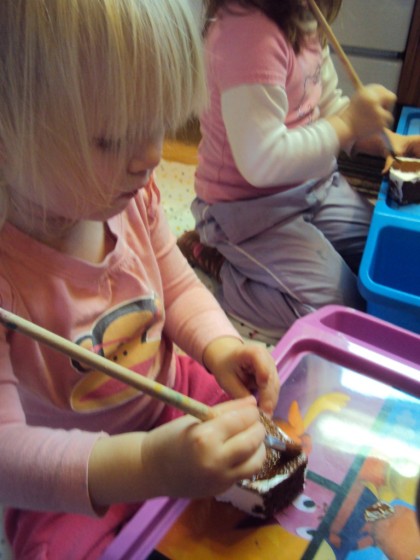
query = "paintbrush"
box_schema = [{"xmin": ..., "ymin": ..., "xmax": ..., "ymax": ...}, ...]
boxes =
[
  {"xmin": 264, "ymin": 434, "xmax": 303, "ymax": 458},
  {"xmin": 0, "ymin": 307, "xmax": 301, "ymax": 457},
  {"xmin": 307, "ymin": 0, "xmax": 397, "ymax": 158}
]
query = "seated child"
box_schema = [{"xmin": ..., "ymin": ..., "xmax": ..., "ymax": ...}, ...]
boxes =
[
  {"xmin": 179, "ymin": 0, "xmax": 420, "ymax": 339},
  {"xmin": 0, "ymin": 1, "xmax": 280, "ymax": 557}
]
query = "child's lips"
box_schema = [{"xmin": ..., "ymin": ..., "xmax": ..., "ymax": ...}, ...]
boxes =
[
  {"xmin": 119, "ymin": 183, "xmax": 148, "ymax": 200},
  {"xmin": 119, "ymin": 189, "xmax": 139, "ymax": 200},
  {"xmin": 118, "ymin": 174, "xmax": 150, "ymax": 200}
]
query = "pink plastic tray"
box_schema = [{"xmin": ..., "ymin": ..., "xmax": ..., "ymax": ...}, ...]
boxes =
[
  {"xmin": 271, "ymin": 305, "xmax": 420, "ymax": 397},
  {"xmin": 102, "ymin": 306, "xmax": 420, "ymax": 560}
]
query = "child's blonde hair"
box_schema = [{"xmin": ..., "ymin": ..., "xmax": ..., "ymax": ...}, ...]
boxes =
[{"xmin": 0, "ymin": 0, "xmax": 206, "ymax": 231}]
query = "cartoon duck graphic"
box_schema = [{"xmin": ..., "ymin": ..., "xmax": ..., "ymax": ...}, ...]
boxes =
[{"xmin": 70, "ymin": 295, "xmax": 162, "ymax": 412}]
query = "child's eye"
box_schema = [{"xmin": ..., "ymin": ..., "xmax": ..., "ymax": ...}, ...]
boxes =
[{"xmin": 94, "ymin": 137, "xmax": 121, "ymax": 152}]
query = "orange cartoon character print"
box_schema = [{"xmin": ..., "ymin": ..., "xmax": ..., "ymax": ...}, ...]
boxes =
[
  {"xmin": 328, "ymin": 456, "xmax": 420, "ymax": 559},
  {"xmin": 70, "ymin": 295, "xmax": 162, "ymax": 412},
  {"xmin": 274, "ymin": 393, "xmax": 350, "ymax": 540},
  {"xmin": 275, "ymin": 392, "xmax": 351, "ymax": 456}
]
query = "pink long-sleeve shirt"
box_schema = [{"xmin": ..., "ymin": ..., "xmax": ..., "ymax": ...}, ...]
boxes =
[
  {"xmin": 196, "ymin": 5, "xmax": 349, "ymax": 203},
  {"xmin": 0, "ymin": 180, "xmax": 239, "ymax": 515}
]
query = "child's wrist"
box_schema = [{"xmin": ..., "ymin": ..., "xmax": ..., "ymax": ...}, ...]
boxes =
[
  {"xmin": 202, "ymin": 336, "xmax": 243, "ymax": 374},
  {"xmin": 88, "ymin": 433, "xmax": 148, "ymax": 508},
  {"xmin": 327, "ymin": 114, "xmax": 355, "ymax": 154}
]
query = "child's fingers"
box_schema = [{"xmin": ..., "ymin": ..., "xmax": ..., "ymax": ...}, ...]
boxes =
[
  {"xmin": 405, "ymin": 136, "xmax": 420, "ymax": 158},
  {"xmin": 202, "ymin": 409, "xmax": 266, "ymax": 481},
  {"xmin": 373, "ymin": 88, "xmax": 395, "ymax": 129},
  {"xmin": 236, "ymin": 347, "xmax": 280, "ymax": 416},
  {"xmin": 215, "ymin": 374, "xmax": 253, "ymax": 402},
  {"xmin": 365, "ymin": 84, "xmax": 396, "ymax": 109},
  {"xmin": 210, "ymin": 394, "xmax": 258, "ymax": 416},
  {"xmin": 223, "ymin": 419, "xmax": 266, "ymax": 466},
  {"xmin": 203, "ymin": 397, "xmax": 264, "ymax": 449},
  {"xmin": 257, "ymin": 384, "xmax": 278, "ymax": 416},
  {"xmin": 224, "ymin": 430, "xmax": 267, "ymax": 481},
  {"xmin": 379, "ymin": 106, "xmax": 395, "ymax": 129},
  {"xmin": 251, "ymin": 352, "xmax": 280, "ymax": 415},
  {"xmin": 145, "ymin": 397, "xmax": 267, "ymax": 497},
  {"xmin": 382, "ymin": 155, "xmax": 394, "ymax": 174},
  {"xmin": 208, "ymin": 398, "xmax": 265, "ymax": 455}
]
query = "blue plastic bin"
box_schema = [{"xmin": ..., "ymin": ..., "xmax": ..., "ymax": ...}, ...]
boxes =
[{"xmin": 358, "ymin": 106, "xmax": 420, "ymax": 333}]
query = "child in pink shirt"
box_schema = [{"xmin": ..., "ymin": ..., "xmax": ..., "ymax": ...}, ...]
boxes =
[
  {"xmin": 0, "ymin": 1, "xmax": 280, "ymax": 557},
  {"xmin": 179, "ymin": 0, "xmax": 420, "ymax": 341}
]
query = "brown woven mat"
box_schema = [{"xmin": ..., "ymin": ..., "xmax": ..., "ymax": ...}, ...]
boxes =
[{"xmin": 338, "ymin": 152, "xmax": 384, "ymax": 199}]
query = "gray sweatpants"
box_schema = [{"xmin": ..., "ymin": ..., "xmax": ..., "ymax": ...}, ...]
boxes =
[{"xmin": 192, "ymin": 172, "xmax": 373, "ymax": 336}]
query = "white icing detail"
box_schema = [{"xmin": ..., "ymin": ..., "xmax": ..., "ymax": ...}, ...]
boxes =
[
  {"xmin": 216, "ymin": 485, "xmax": 266, "ymax": 518},
  {"xmin": 389, "ymin": 158, "xmax": 420, "ymax": 185},
  {"xmin": 390, "ymin": 167, "xmax": 420, "ymax": 183},
  {"xmin": 389, "ymin": 158, "xmax": 420, "ymax": 203},
  {"xmin": 241, "ymin": 472, "xmax": 291, "ymax": 491},
  {"xmin": 216, "ymin": 455, "xmax": 308, "ymax": 517}
]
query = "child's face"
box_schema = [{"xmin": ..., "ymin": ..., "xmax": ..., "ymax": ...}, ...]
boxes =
[
  {"xmin": 9, "ymin": 132, "xmax": 164, "ymax": 225},
  {"xmin": 86, "ymin": 132, "xmax": 164, "ymax": 221}
]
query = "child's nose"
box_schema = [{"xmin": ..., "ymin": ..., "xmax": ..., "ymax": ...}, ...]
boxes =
[{"xmin": 128, "ymin": 140, "xmax": 162, "ymax": 174}]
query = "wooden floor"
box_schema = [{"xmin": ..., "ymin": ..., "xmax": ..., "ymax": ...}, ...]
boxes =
[
  {"xmin": 163, "ymin": 117, "xmax": 200, "ymax": 165},
  {"xmin": 162, "ymin": 141, "xmax": 381, "ymax": 198},
  {"xmin": 163, "ymin": 139, "xmax": 198, "ymax": 165}
]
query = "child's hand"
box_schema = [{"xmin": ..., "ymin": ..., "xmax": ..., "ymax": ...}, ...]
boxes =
[
  {"xmin": 382, "ymin": 133, "xmax": 420, "ymax": 173},
  {"xmin": 394, "ymin": 133, "xmax": 420, "ymax": 159},
  {"xmin": 202, "ymin": 337, "xmax": 280, "ymax": 417},
  {"xmin": 345, "ymin": 84, "xmax": 396, "ymax": 137},
  {"xmin": 330, "ymin": 84, "xmax": 396, "ymax": 152},
  {"xmin": 141, "ymin": 396, "xmax": 266, "ymax": 498}
]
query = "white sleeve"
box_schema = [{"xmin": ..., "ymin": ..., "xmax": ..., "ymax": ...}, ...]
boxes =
[
  {"xmin": 318, "ymin": 46, "xmax": 350, "ymax": 117},
  {"xmin": 221, "ymin": 83, "xmax": 340, "ymax": 188}
]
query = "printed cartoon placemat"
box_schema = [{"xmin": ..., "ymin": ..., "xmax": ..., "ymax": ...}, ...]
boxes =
[{"xmin": 146, "ymin": 353, "xmax": 420, "ymax": 559}]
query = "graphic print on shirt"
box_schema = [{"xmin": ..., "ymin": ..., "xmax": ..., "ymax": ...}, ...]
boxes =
[
  {"xmin": 70, "ymin": 295, "xmax": 162, "ymax": 412},
  {"xmin": 296, "ymin": 61, "xmax": 322, "ymax": 123}
]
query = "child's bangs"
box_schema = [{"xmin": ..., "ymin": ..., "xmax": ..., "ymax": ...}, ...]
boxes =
[
  {"xmin": 86, "ymin": 0, "xmax": 207, "ymax": 145},
  {"xmin": 0, "ymin": 0, "xmax": 207, "ymax": 217}
]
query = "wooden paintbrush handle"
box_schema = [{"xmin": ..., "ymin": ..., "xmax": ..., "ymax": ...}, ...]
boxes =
[
  {"xmin": 1, "ymin": 308, "xmax": 299, "ymax": 455},
  {"xmin": 0, "ymin": 307, "xmax": 214, "ymax": 422},
  {"xmin": 307, "ymin": 0, "xmax": 363, "ymax": 90},
  {"xmin": 307, "ymin": 0, "xmax": 396, "ymax": 157}
]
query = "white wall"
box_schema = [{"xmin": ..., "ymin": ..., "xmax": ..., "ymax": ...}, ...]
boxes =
[{"xmin": 331, "ymin": 0, "xmax": 416, "ymax": 96}]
